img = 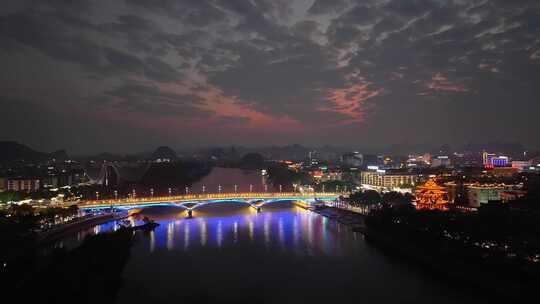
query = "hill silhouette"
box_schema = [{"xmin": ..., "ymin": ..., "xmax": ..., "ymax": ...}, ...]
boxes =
[
  {"xmin": 0, "ymin": 141, "xmax": 68, "ymax": 163},
  {"xmin": 150, "ymin": 146, "xmax": 178, "ymax": 161}
]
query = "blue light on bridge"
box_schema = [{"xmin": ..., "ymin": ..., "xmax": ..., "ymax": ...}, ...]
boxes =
[{"xmin": 81, "ymin": 196, "xmax": 337, "ymax": 213}]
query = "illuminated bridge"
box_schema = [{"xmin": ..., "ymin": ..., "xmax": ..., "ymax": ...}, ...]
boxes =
[{"xmin": 77, "ymin": 192, "xmax": 340, "ymax": 217}]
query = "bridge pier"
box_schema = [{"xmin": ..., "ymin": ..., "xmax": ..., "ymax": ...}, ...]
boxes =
[
  {"xmin": 249, "ymin": 204, "xmax": 262, "ymax": 212},
  {"xmin": 187, "ymin": 209, "xmax": 193, "ymax": 218}
]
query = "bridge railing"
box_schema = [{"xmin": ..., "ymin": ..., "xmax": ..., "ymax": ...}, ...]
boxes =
[{"xmin": 76, "ymin": 192, "xmax": 341, "ymax": 208}]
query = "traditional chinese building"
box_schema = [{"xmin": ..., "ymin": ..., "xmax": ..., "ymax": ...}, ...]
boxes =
[{"xmin": 414, "ymin": 179, "xmax": 450, "ymax": 211}]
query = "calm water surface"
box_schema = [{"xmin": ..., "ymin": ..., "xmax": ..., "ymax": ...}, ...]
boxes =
[{"xmin": 60, "ymin": 168, "xmax": 484, "ymax": 303}]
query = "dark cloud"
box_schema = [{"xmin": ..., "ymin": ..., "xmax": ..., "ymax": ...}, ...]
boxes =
[
  {"xmin": 1, "ymin": 0, "xmax": 540, "ymax": 152},
  {"xmin": 101, "ymin": 82, "xmax": 210, "ymax": 118},
  {"xmin": 384, "ymin": 0, "xmax": 441, "ymax": 17},
  {"xmin": 292, "ymin": 20, "xmax": 322, "ymax": 40},
  {"xmin": 101, "ymin": 14, "xmax": 155, "ymax": 34},
  {"xmin": 0, "ymin": 11, "xmax": 102, "ymax": 67},
  {"xmin": 144, "ymin": 57, "xmax": 181, "ymax": 82},
  {"xmin": 205, "ymin": 38, "xmax": 350, "ymax": 122},
  {"xmin": 103, "ymin": 47, "xmax": 144, "ymax": 72},
  {"xmin": 31, "ymin": 0, "xmax": 95, "ymax": 14},
  {"xmin": 126, "ymin": 0, "xmax": 228, "ymax": 27},
  {"xmin": 308, "ymin": 0, "xmax": 349, "ymax": 15}
]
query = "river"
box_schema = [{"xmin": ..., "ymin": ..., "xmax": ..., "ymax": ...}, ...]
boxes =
[{"xmin": 60, "ymin": 168, "xmax": 485, "ymax": 303}]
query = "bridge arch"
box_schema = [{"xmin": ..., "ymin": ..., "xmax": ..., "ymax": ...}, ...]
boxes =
[
  {"xmin": 258, "ymin": 198, "xmax": 312, "ymax": 209},
  {"xmin": 183, "ymin": 199, "xmax": 252, "ymax": 211},
  {"xmin": 78, "ymin": 193, "xmax": 341, "ymax": 215}
]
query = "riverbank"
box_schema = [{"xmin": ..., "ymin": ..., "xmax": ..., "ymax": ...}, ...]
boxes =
[
  {"xmin": 312, "ymin": 206, "xmax": 528, "ymax": 303},
  {"xmin": 362, "ymin": 225, "xmax": 533, "ymax": 303},
  {"xmin": 312, "ymin": 206, "xmax": 365, "ymax": 229},
  {"xmin": 37, "ymin": 212, "xmax": 128, "ymax": 245},
  {"xmin": 16, "ymin": 228, "xmax": 135, "ymax": 304}
]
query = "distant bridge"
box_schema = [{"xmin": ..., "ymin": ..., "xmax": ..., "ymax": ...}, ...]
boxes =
[
  {"xmin": 77, "ymin": 192, "xmax": 341, "ymax": 217},
  {"xmin": 85, "ymin": 161, "xmax": 151, "ymax": 186}
]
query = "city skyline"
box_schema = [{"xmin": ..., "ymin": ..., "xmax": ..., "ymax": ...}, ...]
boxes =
[{"xmin": 1, "ymin": 0, "xmax": 540, "ymax": 154}]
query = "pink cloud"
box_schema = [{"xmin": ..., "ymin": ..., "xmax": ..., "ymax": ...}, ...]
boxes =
[
  {"xmin": 322, "ymin": 82, "xmax": 381, "ymax": 124},
  {"xmin": 426, "ymin": 73, "xmax": 468, "ymax": 93},
  {"xmin": 191, "ymin": 84, "xmax": 303, "ymax": 132},
  {"xmin": 478, "ymin": 63, "xmax": 499, "ymax": 73}
]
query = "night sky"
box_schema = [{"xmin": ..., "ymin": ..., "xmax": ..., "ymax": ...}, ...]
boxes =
[{"xmin": 1, "ymin": 0, "xmax": 540, "ymax": 154}]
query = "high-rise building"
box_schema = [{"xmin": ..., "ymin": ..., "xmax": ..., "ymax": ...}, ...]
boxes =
[
  {"xmin": 431, "ymin": 156, "xmax": 451, "ymax": 167},
  {"xmin": 512, "ymin": 160, "xmax": 533, "ymax": 171},
  {"xmin": 6, "ymin": 178, "xmax": 40, "ymax": 192},
  {"xmin": 341, "ymin": 152, "xmax": 363, "ymax": 168},
  {"xmin": 482, "ymin": 151, "xmax": 510, "ymax": 167},
  {"xmin": 491, "ymin": 156, "xmax": 509, "ymax": 167},
  {"xmin": 360, "ymin": 167, "xmax": 418, "ymax": 191},
  {"xmin": 466, "ymin": 184, "xmax": 517, "ymax": 207},
  {"xmin": 308, "ymin": 150, "xmax": 319, "ymax": 166},
  {"xmin": 406, "ymin": 154, "xmax": 432, "ymax": 168},
  {"xmin": 423, "ymin": 153, "xmax": 432, "ymax": 165},
  {"xmin": 362, "ymin": 154, "xmax": 379, "ymax": 167},
  {"xmin": 482, "ymin": 151, "xmax": 496, "ymax": 166}
]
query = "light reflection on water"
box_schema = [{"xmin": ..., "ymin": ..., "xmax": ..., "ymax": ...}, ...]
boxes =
[
  {"xmin": 63, "ymin": 205, "xmax": 361, "ymax": 257},
  {"xmin": 121, "ymin": 205, "xmax": 362, "ymax": 257}
]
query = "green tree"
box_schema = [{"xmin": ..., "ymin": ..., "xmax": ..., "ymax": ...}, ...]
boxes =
[
  {"xmin": 240, "ymin": 153, "xmax": 265, "ymax": 169},
  {"xmin": 363, "ymin": 190, "xmax": 381, "ymax": 213},
  {"xmin": 381, "ymin": 191, "xmax": 403, "ymax": 206},
  {"xmin": 266, "ymin": 163, "xmax": 313, "ymax": 190},
  {"xmin": 0, "ymin": 191, "xmax": 25, "ymax": 204},
  {"xmin": 9, "ymin": 204, "xmax": 34, "ymax": 217},
  {"xmin": 67, "ymin": 204, "xmax": 79, "ymax": 217},
  {"xmin": 8, "ymin": 204, "xmax": 39, "ymax": 230}
]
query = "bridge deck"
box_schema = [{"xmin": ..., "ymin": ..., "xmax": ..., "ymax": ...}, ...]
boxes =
[{"xmin": 77, "ymin": 192, "xmax": 341, "ymax": 209}]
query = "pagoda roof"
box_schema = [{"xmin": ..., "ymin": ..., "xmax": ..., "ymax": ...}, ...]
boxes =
[{"xmin": 416, "ymin": 179, "xmax": 446, "ymax": 191}]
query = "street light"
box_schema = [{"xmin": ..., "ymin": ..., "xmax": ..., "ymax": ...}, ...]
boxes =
[
  {"xmin": 185, "ymin": 187, "xmax": 189, "ymax": 195},
  {"xmin": 168, "ymin": 188, "xmax": 172, "ymax": 197},
  {"xmin": 96, "ymin": 191, "xmax": 99, "ymax": 201},
  {"xmin": 150, "ymin": 188, "xmax": 154, "ymax": 198},
  {"xmin": 249, "ymin": 184, "xmax": 253, "ymax": 193},
  {"xmin": 114, "ymin": 190, "xmax": 118, "ymax": 200},
  {"xmin": 322, "ymin": 184, "xmax": 325, "ymax": 193},
  {"xmin": 202, "ymin": 185, "xmax": 206, "ymax": 194},
  {"xmin": 279, "ymin": 185, "xmax": 282, "ymax": 192},
  {"xmin": 218, "ymin": 184, "xmax": 222, "ymax": 194},
  {"xmin": 132, "ymin": 189, "xmax": 136, "ymax": 199},
  {"xmin": 234, "ymin": 184, "xmax": 238, "ymax": 193}
]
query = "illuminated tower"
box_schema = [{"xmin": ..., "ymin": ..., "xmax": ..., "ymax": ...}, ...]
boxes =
[
  {"xmin": 482, "ymin": 151, "xmax": 496, "ymax": 166},
  {"xmin": 414, "ymin": 179, "xmax": 450, "ymax": 211}
]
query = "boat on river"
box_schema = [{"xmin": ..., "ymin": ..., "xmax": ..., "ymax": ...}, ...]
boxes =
[{"xmin": 120, "ymin": 217, "xmax": 160, "ymax": 232}]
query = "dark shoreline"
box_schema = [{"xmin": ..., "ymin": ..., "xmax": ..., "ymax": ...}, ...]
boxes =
[
  {"xmin": 312, "ymin": 206, "xmax": 366, "ymax": 228},
  {"xmin": 312, "ymin": 206, "xmax": 526, "ymax": 303},
  {"xmin": 37, "ymin": 212, "xmax": 127, "ymax": 245}
]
